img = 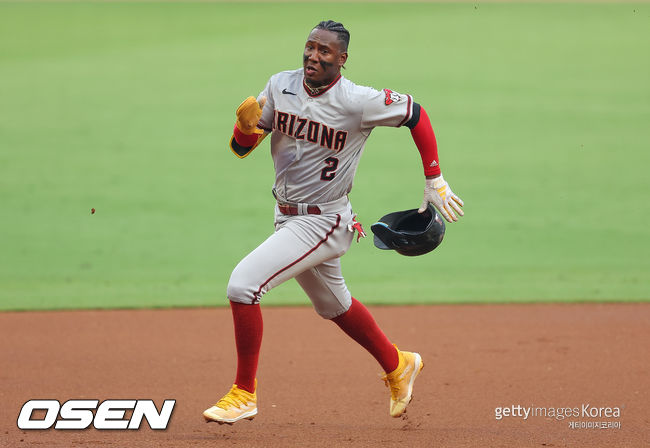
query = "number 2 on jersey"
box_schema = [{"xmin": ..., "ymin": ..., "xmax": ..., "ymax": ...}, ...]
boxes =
[{"xmin": 320, "ymin": 157, "xmax": 339, "ymax": 181}]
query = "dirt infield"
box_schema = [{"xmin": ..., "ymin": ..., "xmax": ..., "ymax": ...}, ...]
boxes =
[{"xmin": 1, "ymin": 303, "xmax": 648, "ymax": 447}]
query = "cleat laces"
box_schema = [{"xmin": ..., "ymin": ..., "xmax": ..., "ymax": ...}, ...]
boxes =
[
  {"xmin": 215, "ymin": 386, "xmax": 253, "ymax": 410},
  {"xmin": 382, "ymin": 372, "xmax": 402, "ymax": 400}
]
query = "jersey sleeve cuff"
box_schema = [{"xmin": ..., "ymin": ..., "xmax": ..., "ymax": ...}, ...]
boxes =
[{"xmin": 397, "ymin": 95, "xmax": 414, "ymax": 127}]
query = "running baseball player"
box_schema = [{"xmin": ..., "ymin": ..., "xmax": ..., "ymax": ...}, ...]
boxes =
[{"xmin": 203, "ymin": 20, "xmax": 464, "ymax": 425}]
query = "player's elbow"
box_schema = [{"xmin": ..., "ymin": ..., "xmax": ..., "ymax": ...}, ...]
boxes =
[{"xmin": 404, "ymin": 103, "xmax": 422, "ymax": 129}]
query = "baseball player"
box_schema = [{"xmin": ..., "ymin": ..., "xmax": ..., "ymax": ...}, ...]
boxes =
[{"xmin": 203, "ymin": 20, "xmax": 464, "ymax": 425}]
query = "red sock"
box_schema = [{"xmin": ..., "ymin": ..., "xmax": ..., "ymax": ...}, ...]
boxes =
[
  {"xmin": 230, "ymin": 301, "xmax": 263, "ymax": 393},
  {"xmin": 331, "ymin": 297, "xmax": 399, "ymax": 373}
]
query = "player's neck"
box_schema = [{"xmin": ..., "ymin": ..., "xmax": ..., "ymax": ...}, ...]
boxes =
[{"xmin": 304, "ymin": 73, "xmax": 341, "ymax": 94}]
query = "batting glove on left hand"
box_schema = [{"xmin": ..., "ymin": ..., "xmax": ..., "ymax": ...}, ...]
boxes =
[
  {"xmin": 419, "ymin": 175, "xmax": 464, "ymax": 222},
  {"xmin": 235, "ymin": 96, "xmax": 267, "ymax": 135}
]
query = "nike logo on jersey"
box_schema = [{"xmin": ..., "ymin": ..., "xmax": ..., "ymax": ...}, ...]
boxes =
[
  {"xmin": 282, "ymin": 88, "xmax": 297, "ymax": 95},
  {"xmin": 274, "ymin": 110, "xmax": 348, "ymax": 152}
]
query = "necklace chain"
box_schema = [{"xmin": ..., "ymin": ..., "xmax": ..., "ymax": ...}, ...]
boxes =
[{"xmin": 304, "ymin": 82, "xmax": 327, "ymax": 95}]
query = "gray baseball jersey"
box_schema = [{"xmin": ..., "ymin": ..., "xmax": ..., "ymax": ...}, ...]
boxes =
[
  {"xmin": 257, "ymin": 68, "xmax": 413, "ymax": 204},
  {"xmin": 227, "ymin": 69, "xmax": 413, "ymax": 317}
]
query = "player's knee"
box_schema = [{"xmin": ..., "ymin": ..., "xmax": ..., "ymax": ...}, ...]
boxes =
[
  {"xmin": 227, "ymin": 270, "xmax": 260, "ymax": 304},
  {"xmin": 313, "ymin": 307, "xmax": 332, "ymax": 319},
  {"xmin": 226, "ymin": 278, "xmax": 250, "ymax": 303},
  {"xmin": 315, "ymin": 307, "xmax": 341, "ymax": 319},
  {"xmin": 312, "ymin": 296, "xmax": 352, "ymax": 319}
]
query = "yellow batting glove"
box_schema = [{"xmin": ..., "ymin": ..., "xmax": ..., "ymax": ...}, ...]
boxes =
[
  {"xmin": 236, "ymin": 96, "xmax": 267, "ymax": 135},
  {"xmin": 419, "ymin": 175, "xmax": 464, "ymax": 222}
]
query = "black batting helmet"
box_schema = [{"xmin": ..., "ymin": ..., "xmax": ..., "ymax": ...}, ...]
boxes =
[{"xmin": 370, "ymin": 204, "xmax": 445, "ymax": 256}]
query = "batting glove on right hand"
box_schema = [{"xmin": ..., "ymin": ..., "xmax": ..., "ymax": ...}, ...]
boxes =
[
  {"xmin": 419, "ymin": 175, "xmax": 464, "ymax": 222},
  {"xmin": 236, "ymin": 96, "xmax": 267, "ymax": 135}
]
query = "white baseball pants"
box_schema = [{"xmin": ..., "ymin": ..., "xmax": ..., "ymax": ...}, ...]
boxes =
[{"xmin": 227, "ymin": 201, "xmax": 356, "ymax": 319}]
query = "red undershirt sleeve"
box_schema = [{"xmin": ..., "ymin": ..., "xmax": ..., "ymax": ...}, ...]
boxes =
[
  {"xmin": 408, "ymin": 106, "xmax": 441, "ymax": 177},
  {"xmin": 233, "ymin": 125, "xmax": 260, "ymax": 148},
  {"xmin": 230, "ymin": 124, "xmax": 264, "ymax": 158}
]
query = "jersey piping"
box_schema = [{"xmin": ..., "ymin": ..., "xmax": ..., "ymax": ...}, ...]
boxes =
[{"xmin": 252, "ymin": 214, "xmax": 342, "ymax": 303}]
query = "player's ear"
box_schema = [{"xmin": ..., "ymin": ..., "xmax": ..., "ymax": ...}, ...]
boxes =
[{"xmin": 339, "ymin": 52, "xmax": 348, "ymax": 69}]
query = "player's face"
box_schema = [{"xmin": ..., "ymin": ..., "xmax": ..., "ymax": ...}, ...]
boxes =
[{"xmin": 303, "ymin": 29, "xmax": 348, "ymax": 88}]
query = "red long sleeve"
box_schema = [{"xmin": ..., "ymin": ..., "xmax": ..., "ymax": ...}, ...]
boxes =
[
  {"xmin": 233, "ymin": 124, "xmax": 259, "ymax": 148},
  {"xmin": 409, "ymin": 107, "xmax": 441, "ymax": 177}
]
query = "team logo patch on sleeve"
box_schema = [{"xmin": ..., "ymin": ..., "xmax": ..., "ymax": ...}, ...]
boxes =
[{"xmin": 383, "ymin": 89, "xmax": 402, "ymax": 106}]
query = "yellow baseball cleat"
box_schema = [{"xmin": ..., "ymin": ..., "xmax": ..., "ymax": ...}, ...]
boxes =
[
  {"xmin": 203, "ymin": 382, "xmax": 257, "ymax": 425},
  {"xmin": 381, "ymin": 349, "xmax": 424, "ymax": 417}
]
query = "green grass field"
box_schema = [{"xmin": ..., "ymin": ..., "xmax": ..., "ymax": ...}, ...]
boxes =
[{"xmin": 1, "ymin": 2, "xmax": 648, "ymax": 310}]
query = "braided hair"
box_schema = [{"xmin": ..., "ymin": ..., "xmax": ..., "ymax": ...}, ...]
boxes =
[{"xmin": 314, "ymin": 20, "xmax": 350, "ymax": 52}]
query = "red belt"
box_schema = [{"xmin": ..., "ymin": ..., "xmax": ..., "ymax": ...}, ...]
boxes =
[{"xmin": 278, "ymin": 204, "xmax": 321, "ymax": 215}]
